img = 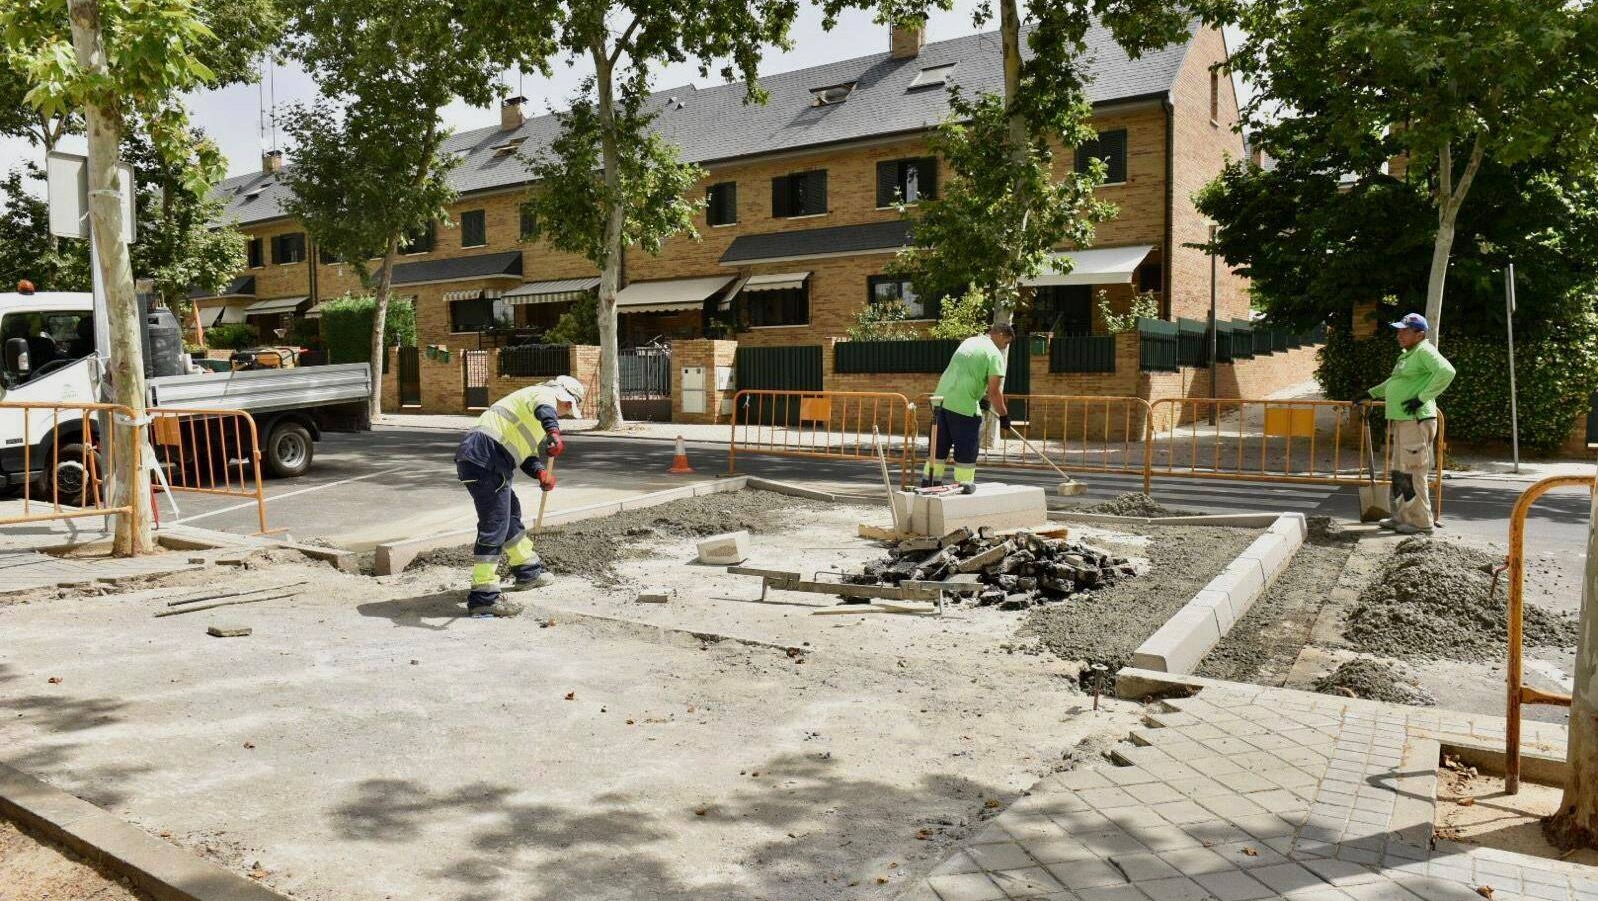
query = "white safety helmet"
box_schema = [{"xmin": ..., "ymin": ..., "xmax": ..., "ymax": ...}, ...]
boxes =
[{"xmin": 549, "ymin": 374, "xmax": 586, "ymax": 409}]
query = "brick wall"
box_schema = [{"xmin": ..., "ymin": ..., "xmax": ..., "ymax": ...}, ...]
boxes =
[
  {"xmin": 381, "ymin": 343, "xmax": 600, "ymax": 415},
  {"xmin": 670, "ymin": 339, "xmax": 739, "ymax": 424}
]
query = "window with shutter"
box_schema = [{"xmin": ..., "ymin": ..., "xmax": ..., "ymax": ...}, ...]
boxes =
[
  {"xmin": 867, "ymin": 275, "xmax": 934, "ymax": 319},
  {"xmin": 876, "ymin": 158, "xmax": 938, "ymax": 207},
  {"xmin": 247, "ymin": 238, "xmax": 263, "ymax": 268},
  {"xmin": 743, "ymin": 282, "xmax": 810, "ymax": 327},
  {"xmin": 707, "ymin": 182, "xmax": 737, "ymax": 226},
  {"xmin": 772, "ymin": 171, "xmax": 826, "ymax": 217},
  {"xmin": 461, "ymin": 209, "xmax": 486, "ymax": 247},
  {"xmin": 519, "ymin": 206, "xmax": 539, "ymax": 241},
  {"xmin": 401, "ymin": 223, "xmax": 436, "ymax": 255},
  {"xmin": 273, "ymin": 233, "xmax": 306, "ymax": 264},
  {"xmin": 1074, "ymin": 130, "xmax": 1128, "ymax": 184},
  {"xmin": 771, "ymin": 175, "xmax": 791, "ymax": 218}
]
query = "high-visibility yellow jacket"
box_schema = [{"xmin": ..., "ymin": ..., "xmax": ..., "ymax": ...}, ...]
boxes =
[{"xmin": 465, "ymin": 385, "xmax": 561, "ymax": 471}]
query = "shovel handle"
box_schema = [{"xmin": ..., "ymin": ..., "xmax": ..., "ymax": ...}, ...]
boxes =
[{"xmin": 534, "ymin": 457, "xmax": 555, "ymax": 536}]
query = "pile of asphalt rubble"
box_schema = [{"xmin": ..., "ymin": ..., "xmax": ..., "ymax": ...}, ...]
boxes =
[{"xmin": 846, "ymin": 526, "xmax": 1137, "ymax": 609}]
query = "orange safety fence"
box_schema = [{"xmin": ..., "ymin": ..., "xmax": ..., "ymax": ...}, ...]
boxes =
[
  {"xmin": 0, "ymin": 400, "xmax": 137, "ymax": 526},
  {"xmin": 146, "ymin": 406, "xmax": 272, "ymax": 535},
  {"xmin": 976, "ymin": 395, "xmax": 1155, "ymax": 493},
  {"xmin": 727, "ymin": 389, "xmax": 919, "ymax": 486},
  {"xmin": 1504, "ymin": 474, "xmax": 1595, "ymax": 794}
]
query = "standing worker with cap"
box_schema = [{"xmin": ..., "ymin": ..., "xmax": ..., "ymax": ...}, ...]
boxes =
[
  {"xmin": 923, "ymin": 324, "xmax": 1014, "ymax": 493},
  {"xmin": 1360, "ymin": 312, "xmax": 1455, "ymax": 534},
  {"xmin": 454, "ymin": 374, "xmax": 586, "ymax": 617}
]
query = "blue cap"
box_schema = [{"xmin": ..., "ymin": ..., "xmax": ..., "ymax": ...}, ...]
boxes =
[{"xmin": 1389, "ymin": 313, "xmax": 1428, "ymax": 332}]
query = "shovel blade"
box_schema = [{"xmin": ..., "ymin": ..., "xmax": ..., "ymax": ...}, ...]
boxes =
[
  {"xmin": 1358, "ymin": 485, "xmax": 1391, "ymax": 522},
  {"xmin": 1057, "ymin": 482, "xmax": 1088, "ymax": 497}
]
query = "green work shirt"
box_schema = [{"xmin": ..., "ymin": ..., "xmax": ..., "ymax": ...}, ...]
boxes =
[
  {"xmin": 933, "ymin": 335, "xmax": 1006, "ymax": 417},
  {"xmin": 1368, "ymin": 339, "xmax": 1456, "ymax": 421}
]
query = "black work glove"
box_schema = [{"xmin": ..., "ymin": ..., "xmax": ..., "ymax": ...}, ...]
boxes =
[
  {"xmin": 1403, "ymin": 397, "xmax": 1424, "ymax": 414},
  {"xmin": 979, "ymin": 397, "xmax": 991, "ymax": 412},
  {"xmin": 999, "ymin": 414, "xmax": 1013, "ymax": 432}
]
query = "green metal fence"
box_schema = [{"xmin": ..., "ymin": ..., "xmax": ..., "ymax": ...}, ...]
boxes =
[
  {"xmin": 498, "ymin": 344, "xmax": 570, "ymax": 378},
  {"xmin": 833, "ymin": 339, "xmax": 959, "ymax": 374},
  {"xmin": 1138, "ymin": 319, "xmax": 1179, "ymax": 372},
  {"xmin": 1050, "ymin": 335, "xmax": 1117, "ymax": 373}
]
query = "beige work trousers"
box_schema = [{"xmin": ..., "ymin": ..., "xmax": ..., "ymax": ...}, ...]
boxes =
[{"xmin": 1389, "ymin": 418, "xmax": 1438, "ymax": 530}]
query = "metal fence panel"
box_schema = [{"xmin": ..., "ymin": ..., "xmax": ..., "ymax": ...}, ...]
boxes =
[
  {"xmin": 1050, "ymin": 335, "xmax": 1118, "ymax": 373},
  {"xmin": 1137, "ymin": 319, "xmax": 1178, "ymax": 372},
  {"xmin": 498, "ymin": 344, "xmax": 570, "ymax": 378},
  {"xmin": 834, "ymin": 339, "xmax": 960, "ymax": 374}
]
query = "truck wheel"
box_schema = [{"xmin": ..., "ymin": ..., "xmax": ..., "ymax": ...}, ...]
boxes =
[
  {"xmin": 263, "ymin": 421, "xmax": 314, "ymax": 478},
  {"xmin": 46, "ymin": 442, "xmax": 101, "ymax": 506}
]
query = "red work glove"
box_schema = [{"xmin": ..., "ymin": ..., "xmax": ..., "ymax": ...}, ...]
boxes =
[
  {"xmin": 537, "ymin": 468, "xmax": 557, "ymax": 492},
  {"xmin": 542, "ymin": 430, "xmax": 565, "ymax": 458}
]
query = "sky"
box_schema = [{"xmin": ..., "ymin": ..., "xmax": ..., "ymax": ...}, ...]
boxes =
[{"xmin": 1, "ymin": 6, "xmax": 1245, "ymax": 191}]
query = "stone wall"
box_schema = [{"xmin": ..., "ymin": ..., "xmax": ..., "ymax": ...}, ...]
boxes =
[
  {"xmin": 380, "ymin": 344, "xmax": 600, "ymax": 415},
  {"xmin": 669, "ymin": 339, "xmax": 739, "ymax": 425}
]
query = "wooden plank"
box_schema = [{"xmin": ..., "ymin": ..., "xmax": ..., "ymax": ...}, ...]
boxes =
[
  {"xmin": 857, "ymin": 523, "xmax": 913, "ymax": 541},
  {"xmin": 811, "ymin": 601, "xmax": 939, "ymax": 616},
  {"xmin": 727, "ymin": 565, "xmax": 802, "ymax": 580}
]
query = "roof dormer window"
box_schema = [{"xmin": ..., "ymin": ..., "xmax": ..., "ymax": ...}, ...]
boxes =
[
  {"xmin": 491, "ymin": 137, "xmax": 526, "ymax": 156},
  {"xmin": 909, "ymin": 64, "xmax": 955, "ymax": 90},
  {"xmin": 810, "ymin": 82, "xmax": 855, "ymax": 106}
]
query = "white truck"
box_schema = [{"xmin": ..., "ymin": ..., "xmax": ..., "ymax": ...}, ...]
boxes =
[{"xmin": 0, "ymin": 289, "xmax": 372, "ymax": 499}]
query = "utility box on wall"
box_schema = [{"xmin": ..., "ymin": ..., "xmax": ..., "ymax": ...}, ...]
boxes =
[{"xmin": 681, "ymin": 366, "xmax": 706, "ymax": 415}]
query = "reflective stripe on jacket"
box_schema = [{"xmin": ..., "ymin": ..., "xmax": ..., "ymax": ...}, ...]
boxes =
[{"xmin": 471, "ymin": 385, "xmax": 560, "ymax": 465}]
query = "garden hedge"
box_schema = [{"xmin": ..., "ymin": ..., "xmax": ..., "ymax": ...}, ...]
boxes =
[
  {"xmin": 203, "ymin": 323, "xmax": 257, "ymax": 350},
  {"xmin": 318, "ymin": 295, "xmax": 417, "ymax": 365}
]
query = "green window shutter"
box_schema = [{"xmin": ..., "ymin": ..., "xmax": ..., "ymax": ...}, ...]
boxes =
[
  {"xmin": 812, "ymin": 170, "xmax": 827, "ymax": 214},
  {"xmin": 876, "ymin": 161, "xmax": 897, "ymax": 207},
  {"xmin": 1102, "ymin": 130, "xmax": 1127, "ymax": 183},
  {"xmin": 918, "ymin": 157, "xmax": 938, "ymax": 200},
  {"xmin": 462, "ymin": 210, "xmax": 486, "ymax": 247},
  {"xmin": 771, "ymin": 175, "xmax": 791, "ymax": 217}
]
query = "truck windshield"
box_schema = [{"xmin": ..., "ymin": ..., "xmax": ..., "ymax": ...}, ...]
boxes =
[{"xmin": 0, "ymin": 310, "xmax": 95, "ymax": 387}]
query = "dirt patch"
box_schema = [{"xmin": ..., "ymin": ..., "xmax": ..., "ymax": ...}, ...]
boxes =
[
  {"xmin": 1025, "ymin": 524, "xmax": 1257, "ymax": 673},
  {"xmin": 1310, "ymin": 659, "xmax": 1435, "ymax": 706},
  {"xmin": 1076, "ymin": 493, "xmax": 1191, "ymax": 517},
  {"xmin": 1196, "ymin": 540, "xmax": 1355, "ymax": 684},
  {"xmin": 0, "ymin": 817, "xmax": 147, "ymax": 900},
  {"xmin": 1345, "ymin": 536, "xmax": 1577, "ymax": 662},
  {"xmin": 411, "ymin": 491, "xmax": 843, "ymax": 585},
  {"xmin": 1436, "ymin": 765, "xmax": 1598, "ymax": 867}
]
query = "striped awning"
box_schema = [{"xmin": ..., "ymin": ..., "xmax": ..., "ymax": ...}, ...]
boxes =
[
  {"xmin": 740, "ymin": 271, "xmax": 810, "ymax": 292},
  {"xmin": 244, "ymin": 296, "xmax": 308, "ymax": 316},
  {"xmin": 504, "ymin": 277, "xmax": 601, "ymax": 305},
  {"xmin": 615, "ymin": 275, "xmax": 735, "ymax": 314},
  {"xmin": 442, "ymin": 288, "xmax": 504, "ymax": 303},
  {"xmin": 1022, "ymin": 245, "xmax": 1155, "ymax": 287},
  {"xmin": 201, "ymin": 303, "xmax": 250, "ymax": 326}
]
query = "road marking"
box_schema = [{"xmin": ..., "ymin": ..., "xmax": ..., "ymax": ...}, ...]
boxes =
[{"xmin": 166, "ymin": 468, "xmax": 405, "ymax": 525}]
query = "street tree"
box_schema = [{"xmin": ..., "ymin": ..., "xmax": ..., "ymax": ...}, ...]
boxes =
[
  {"xmin": 124, "ymin": 132, "xmax": 247, "ymax": 316},
  {"xmin": 1550, "ymin": 479, "xmax": 1598, "ymax": 850},
  {"xmin": 479, "ymin": 0, "xmax": 804, "ymax": 430},
  {"xmin": 2, "ymin": 0, "xmax": 226, "ymax": 555},
  {"xmin": 1205, "ymin": 0, "xmax": 1598, "ymax": 345},
  {"xmin": 0, "ymin": 164, "xmax": 91, "ymax": 290},
  {"xmin": 278, "ymin": 0, "xmax": 516, "ymax": 421}
]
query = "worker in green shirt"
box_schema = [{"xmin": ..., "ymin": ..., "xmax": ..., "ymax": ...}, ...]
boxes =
[
  {"xmin": 1360, "ymin": 312, "xmax": 1455, "ymax": 534},
  {"xmin": 925, "ymin": 324, "xmax": 1014, "ymax": 493}
]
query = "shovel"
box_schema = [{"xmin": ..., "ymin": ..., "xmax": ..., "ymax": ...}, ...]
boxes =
[
  {"xmin": 1008, "ymin": 425, "xmax": 1088, "ymax": 497},
  {"xmin": 1358, "ymin": 410, "xmax": 1391, "ymax": 522},
  {"xmin": 534, "ymin": 456, "xmax": 556, "ymax": 536}
]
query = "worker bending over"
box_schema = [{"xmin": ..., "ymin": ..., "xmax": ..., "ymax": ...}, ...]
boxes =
[
  {"xmin": 924, "ymin": 324, "xmax": 1014, "ymax": 493},
  {"xmin": 454, "ymin": 375, "xmax": 586, "ymax": 617},
  {"xmin": 1361, "ymin": 313, "xmax": 1455, "ymax": 534}
]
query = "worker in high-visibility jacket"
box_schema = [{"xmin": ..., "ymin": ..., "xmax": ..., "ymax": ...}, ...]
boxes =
[{"xmin": 454, "ymin": 375, "xmax": 585, "ymax": 617}]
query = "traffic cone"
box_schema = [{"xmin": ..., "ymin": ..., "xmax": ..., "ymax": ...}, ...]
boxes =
[{"xmin": 668, "ymin": 435, "xmax": 695, "ymax": 474}]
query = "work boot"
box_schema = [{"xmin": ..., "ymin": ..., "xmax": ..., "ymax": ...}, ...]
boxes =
[
  {"xmin": 958, "ymin": 482, "xmax": 977, "ymax": 495},
  {"xmin": 919, "ymin": 476, "xmax": 942, "ymax": 489},
  {"xmin": 507, "ymin": 564, "xmax": 554, "ymax": 591},
  {"xmin": 1377, "ymin": 517, "xmax": 1398, "ymax": 530},
  {"xmin": 466, "ymin": 598, "xmax": 524, "ymax": 618},
  {"xmin": 1392, "ymin": 523, "xmax": 1432, "ymax": 536}
]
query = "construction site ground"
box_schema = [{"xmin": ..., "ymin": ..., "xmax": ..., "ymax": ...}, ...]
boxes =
[{"xmin": 0, "ymin": 494, "xmax": 1268, "ymax": 901}]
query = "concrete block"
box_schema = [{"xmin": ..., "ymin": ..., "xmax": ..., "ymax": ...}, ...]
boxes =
[
  {"xmin": 1238, "ymin": 533, "xmax": 1293, "ymax": 582},
  {"xmin": 1187, "ymin": 589, "xmax": 1236, "ymax": 631},
  {"xmin": 1268, "ymin": 512, "xmax": 1308, "ymax": 541},
  {"xmin": 697, "ymin": 531, "xmax": 750, "ymax": 565},
  {"xmin": 636, "ymin": 589, "xmax": 673, "ymax": 604},
  {"xmin": 1131, "ymin": 606, "xmax": 1222, "ymax": 674},
  {"xmin": 898, "ymin": 483, "xmax": 1047, "ymax": 537},
  {"xmin": 206, "ymin": 625, "xmax": 252, "ymax": 637},
  {"xmin": 1205, "ymin": 557, "xmax": 1265, "ymax": 607}
]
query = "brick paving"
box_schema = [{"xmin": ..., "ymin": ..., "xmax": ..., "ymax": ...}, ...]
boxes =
[{"xmin": 902, "ymin": 676, "xmax": 1593, "ymax": 901}]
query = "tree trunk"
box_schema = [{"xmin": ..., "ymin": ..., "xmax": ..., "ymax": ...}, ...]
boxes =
[
  {"xmin": 1546, "ymin": 477, "xmax": 1598, "ymax": 849},
  {"xmin": 1423, "ymin": 136, "xmax": 1484, "ymax": 348},
  {"xmin": 991, "ymin": 0, "xmax": 1025, "ymax": 331},
  {"xmin": 592, "ymin": 46, "xmax": 625, "ymax": 430},
  {"xmin": 367, "ymin": 237, "xmax": 399, "ymax": 422},
  {"xmin": 67, "ymin": 0, "xmax": 152, "ymax": 556}
]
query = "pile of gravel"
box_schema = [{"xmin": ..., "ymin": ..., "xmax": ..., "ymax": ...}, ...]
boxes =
[
  {"xmin": 1079, "ymin": 493, "xmax": 1189, "ymax": 518},
  {"xmin": 1345, "ymin": 536, "xmax": 1577, "ymax": 662},
  {"xmin": 1312, "ymin": 659, "xmax": 1435, "ymax": 706}
]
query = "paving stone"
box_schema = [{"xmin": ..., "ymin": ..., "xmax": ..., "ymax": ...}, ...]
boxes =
[
  {"xmin": 1103, "ymin": 766, "xmax": 1161, "ymax": 787},
  {"xmin": 1149, "ymin": 801, "xmax": 1217, "ymax": 826},
  {"xmin": 969, "ymin": 842, "xmax": 1040, "ymax": 872},
  {"xmin": 1129, "ymin": 783, "xmax": 1185, "ymax": 806},
  {"xmin": 1047, "ymin": 859, "xmax": 1128, "ymax": 890},
  {"xmin": 1189, "ymin": 757, "xmax": 1246, "ymax": 778},
  {"xmin": 1304, "ymin": 858, "xmax": 1387, "ymax": 887},
  {"xmin": 1079, "ymin": 832, "xmax": 1151, "ymax": 858},
  {"xmin": 990, "ymin": 866, "xmax": 1069, "ymax": 897},
  {"xmin": 1214, "ymin": 771, "xmax": 1277, "ymax": 794},
  {"xmin": 1230, "ymin": 814, "xmax": 1296, "ymax": 840},
  {"xmin": 1020, "ymin": 837, "xmax": 1098, "ymax": 865},
  {"xmin": 1157, "ymin": 847, "xmax": 1238, "ymax": 876},
  {"xmin": 1210, "ymin": 841, "xmax": 1288, "ymax": 869},
  {"xmin": 1193, "ymin": 869, "xmax": 1275, "ymax": 901},
  {"xmin": 1123, "ymin": 825, "xmax": 1204, "ymax": 853},
  {"xmin": 1006, "ymin": 817, "xmax": 1075, "ymax": 842},
  {"xmin": 1181, "ymin": 820, "xmax": 1252, "ymax": 848},
  {"xmin": 929, "ymin": 872, "xmax": 1009, "ymax": 901},
  {"xmin": 1198, "ymin": 794, "xmax": 1269, "ymax": 820},
  {"xmin": 1103, "ymin": 808, "xmax": 1168, "ymax": 831},
  {"xmin": 1340, "ymin": 879, "xmax": 1432, "ymax": 901},
  {"xmin": 1389, "ymin": 874, "xmax": 1486, "ymax": 901},
  {"xmin": 899, "ymin": 882, "xmax": 944, "ymax": 901},
  {"xmin": 1108, "ymin": 853, "xmax": 1181, "ymax": 882},
  {"xmin": 1253, "ymin": 862, "xmax": 1330, "ymax": 894},
  {"xmin": 1079, "ymin": 787, "xmax": 1143, "ymax": 810},
  {"xmin": 1076, "ymin": 885, "xmax": 1150, "ymax": 901},
  {"xmin": 1136, "ymin": 876, "xmax": 1214, "ymax": 901},
  {"xmin": 934, "ymin": 851, "xmax": 987, "ymax": 875},
  {"xmin": 1056, "ymin": 771, "xmax": 1115, "ymax": 791}
]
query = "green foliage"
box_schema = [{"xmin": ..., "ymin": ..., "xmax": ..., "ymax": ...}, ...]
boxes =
[
  {"xmin": 123, "ymin": 130, "xmax": 246, "ymax": 310},
  {"xmin": 543, "ymin": 291, "xmax": 599, "ymax": 346},
  {"xmin": 890, "ymin": 89, "xmax": 1113, "ymax": 318},
  {"xmin": 525, "ymin": 84, "xmax": 704, "ymax": 268},
  {"xmin": 1317, "ymin": 312, "xmax": 1598, "ymax": 454},
  {"xmin": 0, "ymin": 164, "xmax": 90, "ymax": 291},
  {"xmin": 848, "ymin": 299, "xmax": 919, "ymax": 341},
  {"xmin": 203, "ymin": 322, "xmax": 257, "ymax": 350},
  {"xmin": 1098, "ymin": 289, "xmax": 1159, "ymax": 334},
  {"xmin": 286, "ymin": 316, "xmax": 322, "ymax": 349},
  {"xmin": 929, "ymin": 288, "xmax": 994, "ymax": 340},
  {"xmin": 318, "ymin": 295, "xmax": 416, "ymax": 364}
]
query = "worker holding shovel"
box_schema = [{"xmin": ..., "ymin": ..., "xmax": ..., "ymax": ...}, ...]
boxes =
[
  {"xmin": 454, "ymin": 375, "xmax": 585, "ymax": 618},
  {"xmin": 1358, "ymin": 313, "xmax": 1455, "ymax": 535},
  {"xmin": 923, "ymin": 324, "xmax": 1014, "ymax": 493}
]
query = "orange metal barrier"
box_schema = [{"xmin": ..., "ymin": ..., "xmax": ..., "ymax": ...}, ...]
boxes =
[
  {"xmin": 147, "ymin": 407, "xmax": 272, "ymax": 535},
  {"xmin": 0, "ymin": 400, "xmax": 138, "ymax": 527},
  {"xmin": 727, "ymin": 390, "xmax": 918, "ymax": 486},
  {"xmin": 1504, "ymin": 474, "xmax": 1595, "ymax": 794},
  {"xmin": 979, "ymin": 395, "xmax": 1154, "ymax": 494}
]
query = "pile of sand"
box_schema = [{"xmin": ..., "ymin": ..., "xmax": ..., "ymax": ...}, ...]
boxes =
[
  {"xmin": 1079, "ymin": 493, "xmax": 1189, "ymax": 518},
  {"xmin": 1312, "ymin": 659, "xmax": 1435, "ymax": 706},
  {"xmin": 1345, "ymin": 537, "xmax": 1577, "ymax": 662}
]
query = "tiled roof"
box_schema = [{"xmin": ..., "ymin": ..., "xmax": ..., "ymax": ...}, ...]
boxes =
[
  {"xmin": 390, "ymin": 250, "xmax": 523, "ymax": 286},
  {"xmin": 720, "ymin": 219, "xmax": 914, "ymax": 264},
  {"xmin": 213, "ymin": 21, "xmax": 1197, "ymax": 226}
]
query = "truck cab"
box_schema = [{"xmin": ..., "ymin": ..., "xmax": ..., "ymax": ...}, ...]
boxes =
[{"xmin": 0, "ymin": 291, "xmax": 101, "ymax": 496}]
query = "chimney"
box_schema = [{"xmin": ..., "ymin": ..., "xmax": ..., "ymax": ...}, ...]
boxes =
[
  {"xmin": 890, "ymin": 23, "xmax": 924, "ymax": 59},
  {"xmin": 261, "ymin": 149, "xmax": 283, "ymax": 174},
  {"xmin": 501, "ymin": 95, "xmax": 526, "ymax": 131}
]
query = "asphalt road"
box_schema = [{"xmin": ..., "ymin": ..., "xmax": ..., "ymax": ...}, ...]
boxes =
[{"xmin": 159, "ymin": 423, "xmax": 1593, "ymax": 571}]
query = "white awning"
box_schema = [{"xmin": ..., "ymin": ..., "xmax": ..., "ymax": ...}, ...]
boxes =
[
  {"xmin": 504, "ymin": 277, "xmax": 601, "ymax": 305},
  {"xmin": 1022, "ymin": 245, "xmax": 1156, "ymax": 287},
  {"xmin": 442, "ymin": 288, "xmax": 504, "ymax": 303},
  {"xmin": 740, "ymin": 271, "xmax": 811, "ymax": 293},
  {"xmin": 244, "ymin": 296, "xmax": 307, "ymax": 316},
  {"xmin": 200, "ymin": 303, "xmax": 249, "ymax": 326},
  {"xmin": 615, "ymin": 275, "xmax": 735, "ymax": 314}
]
